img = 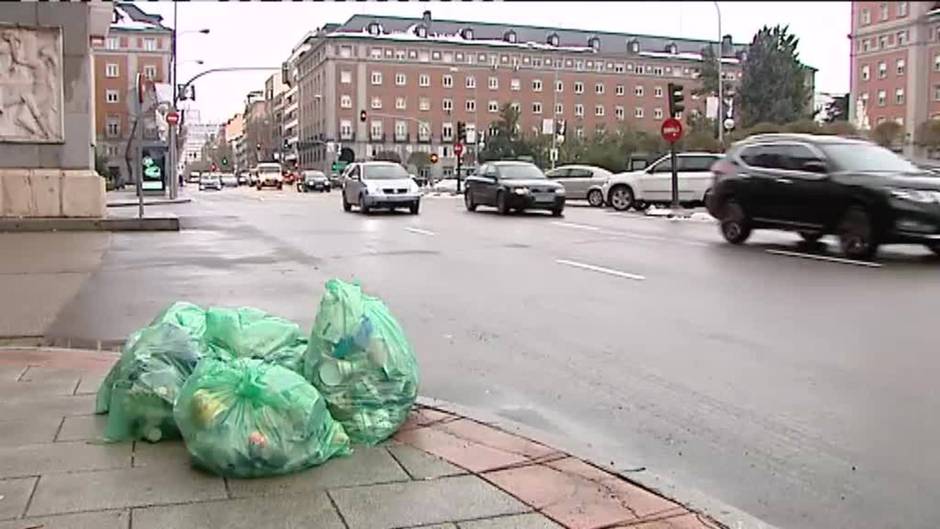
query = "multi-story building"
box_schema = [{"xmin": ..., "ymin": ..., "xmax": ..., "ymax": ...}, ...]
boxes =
[
  {"xmin": 264, "ymin": 72, "xmax": 289, "ymax": 165},
  {"xmin": 235, "ymin": 92, "xmax": 277, "ymax": 171},
  {"xmin": 222, "ymin": 113, "xmax": 244, "ymax": 172},
  {"xmin": 849, "ymin": 1, "xmax": 940, "ymax": 152},
  {"xmin": 281, "ymin": 35, "xmax": 313, "ymax": 168},
  {"xmin": 180, "ymin": 108, "xmax": 220, "ymax": 169},
  {"xmin": 290, "ymin": 12, "xmax": 750, "ymax": 176},
  {"xmin": 91, "ymin": 2, "xmax": 171, "ymax": 182}
]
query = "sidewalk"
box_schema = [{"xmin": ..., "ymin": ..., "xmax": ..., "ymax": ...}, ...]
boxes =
[{"xmin": 0, "ymin": 347, "xmax": 719, "ymax": 529}]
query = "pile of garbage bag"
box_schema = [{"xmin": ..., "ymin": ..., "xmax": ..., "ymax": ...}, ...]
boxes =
[{"xmin": 94, "ymin": 279, "xmax": 419, "ymax": 478}]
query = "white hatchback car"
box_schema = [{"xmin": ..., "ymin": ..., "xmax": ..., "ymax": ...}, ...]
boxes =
[{"xmin": 602, "ymin": 152, "xmax": 722, "ymax": 211}]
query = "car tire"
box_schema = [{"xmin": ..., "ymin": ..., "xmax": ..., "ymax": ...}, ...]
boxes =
[
  {"xmin": 359, "ymin": 194, "xmax": 371, "ymax": 215},
  {"xmin": 551, "ymin": 207, "xmax": 564, "ymax": 217},
  {"xmin": 587, "ymin": 189, "xmax": 604, "ymax": 207},
  {"xmin": 497, "ymin": 191, "xmax": 510, "ymax": 215},
  {"xmin": 608, "ymin": 185, "xmax": 634, "ymax": 211},
  {"xmin": 277, "ymin": 183, "xmax": 283, "ymax": 190},
  {"xmin": 927, "ymin": 243, "xmax": 940, "ymax": 256},
  {"xmin": 342, "ymin": 194, "xmax": 352, "ymax": 212},
  {"xmin": 464, "ymin": 190, "xmax": 477, "ymax": 211},
  {"xmin": 719, "ymin": 200, "xmax": 751, "ymax": 244},
  {"xmin": 837, "ymin": 206, "xmax": 878, "ymax": 260},
  {"xmin": 633, "ymin": 200, "xmax": 651, "ymax": 211},
  {"xmin": 410, "ymin": 201, "xmax": 420, "ymax": 215},
  {"xmin": 799, "ymin": 231, "xmax": 823, "ymax": 243}
]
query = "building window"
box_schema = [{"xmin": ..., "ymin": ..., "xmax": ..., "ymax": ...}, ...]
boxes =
[
  {"xmin": 418, "ymin": 122, "xmax": 431, "ymax": 141},
  {"xmin": 653, "ymin": 108, "xmax": 664, "ymax": 119},
  {"xmin": 106, "ymin": 118, "xmax": 120, "ymax": 137},
  {"xmin": 934, "ymin": 85, "xmax": 940, "ymax": 101},
  {"xmin": 340, "ymin": 71, "xmax": 351, "ymax": 84},
  {"xmin": 370, "ymin": 48, "xmax": 383, "ymax": 60},
  {"xmin": 395, "ymin": 73, "xmax": 406, "ymax": 86},
  {"xmin": 105, "ymin": 63, "xmax": 119, "ymax": 78},
  {"xmin": 339, "ymin": 46, "xmax": 353, "ymax": 58},
  {"xmin": 432, "ymin": 51, "xmax": 441, "ymax": 61},
  {"xmin": 574, "ymin": 81, "xmax": 584, "ymax": 94},
  {"xmin": 396, "ymin": 49, "xmax": 406, "ymax": 60},
  {"xmin": 144, "ymin": 65, "xmax": 157, "ymax": 80},
  {"xmin": 370, "ymin": 120, "xmax": 383, "ymax": 141},
  {"xmin": 878, "ymin": 62, "xmax": 887, "ymax": 78},
  {"xmin": 877, "ymin": 89, "xmax": 886, "ymax": 106},
  {"xmin": 419, "ymin": 97, "xmax": 430, "ymax": 111},
  {"xmin": 443, "ymin": 98, "xmax": 453, "ymax": 112},
  {"xmin": 106, "ymin": 37, "xmax": 119, "ymax": 50},
  {"xmin": 395, "ymin": 120, "xmax": 407, "ymax": 141},
  {"xmin": 880, "ymin": 2, "xmax": 888, "ymax": 20},
  {"xmin": 897, "ymin": 59, "xmax": 905, "ymax": 75},
  {"xmin": 555, "ymin": 103, "xmax": 563, "ymax": 115},
  {"xmin": 615, "ymin": 85, "xmax": 624, "ymax": 96},
  {"xmin": 654, "ymin": 86, "xmax": 664, "ymax": 98},
  {"xmin": 466, "ymin": 75, "xmax": 476, "ymax": 89},
  {"xmin": 878, "ymin": 35, "xmax": 887, "ymax": 49},
  {"xmin": 144, "ymin": 38, "xmax": 156, "ymax": 51},
  {"xmin": 488, "ymin": 100, "xmax": 499, "ymax": 113},
  {"xmin": 898, "ymin": 30, "xmax": 908, "ymax": 45},
  {"xmin": 575, "ymin": 126, "xmax": 584, "ymax": 139},
  {"xmin": 896, "ymin": 88, "xmax": 905, "ymax": 104},
  {"xmin": 466, "ymin": 99, "xmax": 476, "ymax": 112},
  {"xmin": 595, "ymin": 82, "xmax": 605, "ymax": 94},
  {"xmin": 105, "ymin": 89, "xmax": 119, "ymax": 103},
  {"xmin": 634, "ymin": 107, "xmax": 644, "ymax": 118},
  {"xmin": 340, "ymin": 95, "xmax": 352, "ymax": 108},
  {"xmin": 594, "ymin": 104, "xmax": 604, "ymax": 117},
  {"xmin": 511, "ymin": 78, "xmax": 521, "ymax": 91},
  {"xmin": 898, "ymin": 1, "xmax": 908, "ymax": 16},
  {"xmin": 443, "ymin": 74, "xmax": 453, "ymax": 88},
  {"xmin": 635, "ymin": 85, "xmax": 644, "ymax": 97},
  {"xmin": 574, "ymin": 104, "xmax": 584, "ymax": 117},
  {"xmin": 340, "ymin": 120, "xmax": 353, "ymax": 140},
  {"xmin": 862, "ymin": 64, "xmax": 870, "ymax": 80},
  {"xmin": 419, "ymin": 74, "xmax": 430, "ymax": 87},
  {"xmin": 555, "ymin": 80, "xmax": 563, "ymax": 93},
  {"xmin": 615, "ymin": 106, "xmax": 625, "ymax": 120},
  {"xmin": 371, "ymin": 71, "xmax": 382, "ymax": 85},
  {"xmin": 396, "ymin": 96, "xmax": 406, "ymax": 110},
  {"xmin": 488, "ymin": 76, "xmax": 498, "ymax": 90},
  {"xmin": 862, "ymin": 39, "xmax": 871, "ymax": 52},
  {"xmin": 532, "ymin": 79, "xmax": 543, "ymax": 92},
  {"xmin": 371, "ymin": 96, "xmax": 382, "ymax": 109},
  {"xmin": 442, "ymin": 122, "xmax": 454, "ymax": 141},
  {"xmin": 532, "ymin": 102, "xmax": 542, "ymax": 114},
  {"xmin": 861, "ymin": 8, "xmax": 870, "ymax": 25}
]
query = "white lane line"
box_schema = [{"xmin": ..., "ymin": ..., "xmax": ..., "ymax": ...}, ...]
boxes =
[
  {"xmin": 551, "ymin": 221, "xmax": 602, "ymax": 231},
  {"xmin": 555, "ymin": 259, "xmax": 646, "ymax": 281},
  {"xmin": 404, "ymin": 227, "xmax": 436, "ymax": 236},
  {"xmin": 765, "ymin": 249, "xmax": 883, "ymax": 268}
]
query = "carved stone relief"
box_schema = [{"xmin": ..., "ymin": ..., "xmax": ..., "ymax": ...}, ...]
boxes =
[{"xmin": 0, "ymin": 25, "xmax": 64, "ymax": 143}]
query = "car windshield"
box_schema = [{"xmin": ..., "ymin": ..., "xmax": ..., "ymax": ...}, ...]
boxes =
[
  {"xmin": 363, "ymin": 165, "xmax": 408, "ymax": 180},
  {"xmin": 258, "ymin": 165, "xmax": 280, "ymax": 174},
  {"xmin": 819, "ymin": 143, "xmax": 920, "ymax": 173},
  {"xmin": 498, "ymin": 164, "xmax": 545, "ymax": 180},
  {"xmin": 304, "ymin": 172, "xmax": 325, "ymax": 179}
]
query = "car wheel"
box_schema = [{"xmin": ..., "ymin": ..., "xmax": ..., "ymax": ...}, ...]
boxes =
[
  {"xmin": 837, "ymin": 206, "xmax": 878, "ymax": 260},
  {"xmin": 464, "ymin": 190, "xmax": 477, "ymax": 211},
  {"xmin": 551, "ymin": 207, "xmax": 564, "ymax": 217},
  {"xmin": 719, "ymin": 200, "xmax": 752, "ymax": 244},
  {"xmin": 496, "ymin": 191, "xmax": 510, "ymax": 215},
  {"xmin": 587, "ymin": 189, "xmax": 604, "ymax": 207},
  {"xmin": 927, "ymin": 243, "xmax": 940, "ymax": 256},
  {"xmin": 342, "ymin": 193, "xmax": 352, "ymax": 212},
  {"xmin": 633, "ymin": 200, "xmax": 651, "ymax": 211},
  {"xmin": 799, "ymin": 231, "xmax": 823, "ymax": 243},
  {"xmin": 608, "ymin": 185, "xmax": 634, "ymax": 211},
  {"xmin": 359, "ymin": 194, "xmax": 371, "ymax": 215},
  {"xmin": 277, "ymin": 183, "xmax": 283, "ymax": 190},
  {"xmin": 410, "ymin": 201, "xmax": 420, "ymax": 215}
]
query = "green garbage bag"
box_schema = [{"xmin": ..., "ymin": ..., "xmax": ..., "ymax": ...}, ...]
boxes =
[
  {"xmin": 174, "ymin": 357, "xmax": 350, "ymax": 478},
  {"xmin": 203, "ymin": 307, "xmax": 308, "ymax": 373},
  {"xmin": 95, "ymin": 323, "xmax": 205, "ymax": 442},
  {"xmin": 303, "ymin": 279, "xmax": 419, "ymax": 445}
]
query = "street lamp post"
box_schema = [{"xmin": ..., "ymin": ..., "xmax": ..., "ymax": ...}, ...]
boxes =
[
  {"xmin": 551, "ymin": 63, "xmax": 559, "ymax": 170},
  {"xmin": 168, "ymin": 2, "xmax": 209, "ymax": 200},
  {"xmin": 714, "ymin": 1, "xmax": 723, "ymax": 146}
]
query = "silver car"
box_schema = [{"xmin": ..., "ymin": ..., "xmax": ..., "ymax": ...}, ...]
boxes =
[
  {"xmin": 341, "ymin": 162, "xmax": 422, "ymax": 214},
  {"xmin": 544, "ymin": 165, "xmax": 612, "ymax": 207}
]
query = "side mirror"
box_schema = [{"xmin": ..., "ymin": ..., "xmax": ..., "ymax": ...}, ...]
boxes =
[{"xmin": 802, "ymin": 160, "xmax": 828, "ymax": 174}]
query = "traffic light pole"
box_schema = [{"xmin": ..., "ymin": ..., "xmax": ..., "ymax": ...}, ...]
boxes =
[{"xmin": 669, "ymin": 144, "xmax": 679, "ymax": 209}]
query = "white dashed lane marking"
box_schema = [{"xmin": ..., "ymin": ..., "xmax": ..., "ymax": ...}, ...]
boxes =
[
  {"xmin": 404, "ymin": 227, "xmax": 436, "ymax": 236},
  {"xmin": 765, "ymin": 249, "xmax": 883, "ymax": 268},
  {"xmin": 555, "ymin": 259, "xmax": 646, "ymax": 281}
]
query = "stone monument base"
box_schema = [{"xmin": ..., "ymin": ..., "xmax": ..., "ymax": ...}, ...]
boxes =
[{"xmin": 0, "ymin": 169, "xmax": 105, "ymax": 218}]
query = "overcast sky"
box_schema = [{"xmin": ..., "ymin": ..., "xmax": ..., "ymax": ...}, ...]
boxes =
[{"xmin": 144, "ymin": 1, "xmax": 850, "ymax": 124}]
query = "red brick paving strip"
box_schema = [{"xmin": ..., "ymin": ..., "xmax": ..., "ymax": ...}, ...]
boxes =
[{"xmin": 394, "ymin": 426, "xmax": 530, "ymax": 473}]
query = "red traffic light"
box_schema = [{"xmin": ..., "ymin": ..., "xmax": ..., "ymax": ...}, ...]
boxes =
[
  {"xmin": 210, "ymin": 163, "xmax": 218, "ymax": 171},
  {"xmin": 429, "ymin": 153, "xmax": 440, "ymax": 164}
]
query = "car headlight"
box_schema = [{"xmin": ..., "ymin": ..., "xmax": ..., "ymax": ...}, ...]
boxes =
[
  {"xmin": 890, "ymin": 188, "xmax": 936, "ymax": 203},
  {"xmin": 512, "ymin": 187, "xmax": 529, "ymax": 195},
  {"xmin": 554, "ymin": 187, "xmax": 566, "ymax": 194}
]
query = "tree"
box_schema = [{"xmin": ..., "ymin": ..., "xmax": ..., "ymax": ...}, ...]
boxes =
[
  {"xmin": 819, "ymin": 121, "xmax": 858, "ymax": 137},
  {"xmin": 870, "ymin": 121, "xmax": 904, "ymax": 149},
  {"xmin": 480, "ymin": 103, "xmax": 524, "ymax": 162},
  {"xmin": 783, "ymin": 119, "xmax": 820, "ymax": 134},
  {"xmin": 373, "ymin": 150, "xmax": 402, "ymax": 164},
  {"xmin": 738, "ymin": 25, "xmax": 812, "ymax": 128},
  {"xmin": 406, "ymin": 151, "xmax": 431, "ymax": 172},
  {"xmin": 823, "ymin": 94, "xmax": 849, "ymax": 123},
  {"xmin": 915, "ymin": 120, "xmax": 940, "ymax": 152}
]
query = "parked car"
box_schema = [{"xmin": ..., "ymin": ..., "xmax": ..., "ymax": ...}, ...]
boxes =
[
  {"xmin": 187, "ymin": 171, "xmax": 201, "ymax": 184},
  {"xmin": 545, "ymin": 165, "xmax": 612, "ymax": 207},
  {"xmin": 255, "ymin": 162, "xmax": 283, "ymax": 190},
  {"xmin": 249, "ymin": 170, "xmax": 260, "ymax": 186},
  {"xmin": 706, "ymin": 133, "xmax": 940, "ymax": 259},
  {"xmin": 602, "ymin": 152, "xmax": 723, "ymax": 211},
  {"xmin": 298, "ymin": 170, "xmax": 331, "ymax": 192},
  {"xmin": 237, "ymin": 171, "xmax": 249, "ymax": 186},
  {"xmin": 464, "ymin": 161, "xmax": 565, "ymax": 216},
  {"xmin": 341, "ymin": 161, "xmax": 422, "ymax": 214},
  {"xmin": 220, "ymin": 172, "xmax": 238, "ymax": 188},
  {"xmin": 329, "ymin": 173, "xmax": 344, "ymax": 189},
  {"xmin": 198, "ymin": 173, "xmax": 222, "ymax": 191}
]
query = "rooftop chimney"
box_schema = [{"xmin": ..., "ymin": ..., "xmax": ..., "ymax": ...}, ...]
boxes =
[
  {"xmin": 720, "ymin": 34, "xmax": 732, "ymax": 56},
  {"xmin": 422, "ymin": 10, "xmax": 431, "ymax": 26}
]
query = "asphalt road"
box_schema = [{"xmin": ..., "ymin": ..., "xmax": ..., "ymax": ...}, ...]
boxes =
[{"xmin": 49, "ymin": 186, "xmax": 940, "ymax": 529}]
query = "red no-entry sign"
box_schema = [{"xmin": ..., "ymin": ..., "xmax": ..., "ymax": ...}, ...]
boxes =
[
  {"xmin": 453, "ymin": 142, "xmax": 464, "ymax": 157},
  {"xmin": 166, "ymin": 111, "xmax": 179, "ymax": 126},
  {"xmin": 661, "ymin": 118, "xmax": 683, "ymax": 143}
]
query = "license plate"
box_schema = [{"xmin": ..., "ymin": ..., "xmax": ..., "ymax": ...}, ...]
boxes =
[{"xmin": 534, "ymin": 193, "xmax": 555, "ymax": 202}]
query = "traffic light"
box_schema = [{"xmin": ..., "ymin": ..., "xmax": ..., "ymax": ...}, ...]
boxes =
[
  {"xmin": 668, "ymin": 83, "xmax": 684, "ymax": 118},
  {"xmin": 210, "ymin": 163, "xmax": 218, "ymax": 172},
  {"xmin": 220, "ymin": 157, "xmax": 228, "ymax": 167},
  {"xmin": 457, "ymin": 121, "xmax": 467, "ymax": 143},
  {"xmin": 429, "ymin": 153, "xmax": 440, "ymax": 164},
  {"xmin": 360, "ymin": 110, "xmax": 367, "ymax": 123}
]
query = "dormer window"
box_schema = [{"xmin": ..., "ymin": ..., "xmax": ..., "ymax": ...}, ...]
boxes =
[
  {"xmin": 415, "ymin": 24, "xmax": 428, "ymax": 38},
  {"xmin": 547, "ymin": 33, "xmax": 560, "ymax": 47},
  {"xmin": 666, "ymin": 42, "xmax": 678, "ymax": 54},
  {"xmin": 504, "ymin": 30, "xmax": 517, "ymax": 44},
  {"xmin": 461, "ymin": 27, "xmax": 474, "ymax": 40},
  {"xmin": 628, "ymin": 38, "xmax": 640, "ymax": 54},
  {"xmin": 367, "ymin": 22, "xmax": 382, "ymax": 36},
  {"xmin": 588, "ymin": 36, "xmax": 600, "ymax": 51}
]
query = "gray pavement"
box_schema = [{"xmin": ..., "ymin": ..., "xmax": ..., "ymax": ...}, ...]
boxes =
[{"xmin": 9, "ymin": 186, "xmax": 940, "ymax": 529}]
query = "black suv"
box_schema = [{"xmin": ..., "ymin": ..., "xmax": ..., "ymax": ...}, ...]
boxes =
[{"xmin": 706, "ymin": 133, "xmax": 940, "ymax": 259}]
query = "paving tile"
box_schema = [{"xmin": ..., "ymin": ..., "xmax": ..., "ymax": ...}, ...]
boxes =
[
  {"xmin": 0, "ymin": 441, "xmax": 130, "ymax": 479},
  {"xmin": 394, "ymin": 427, "xmax": 528, "ymax": 473},
  {"xmin": 400, "ymin": 407, "xmax": 458, "ymax": 430},
  {"xmin": 0, "ymin": 394, "xmax": 94, "ymax": 421},
  {"xmin": 329, "ymin": 474, "xmax": 527, "ymax": 529},
  {"xmin": 385, "ymin": 441, "xmax": 466, "ymax": 480},
  {"xmin": 227, "ymin": 446, "xmax": 408, "ymax": 498},
  {"xmin": 0, "ymin": 417, "xmax": 62, "ymax": 447},
  {"xmin": 0, "ymin": 477, "xmax": 36, "ymax": 520},
  {"xmin": 132, "ymin": 440, "xmax": 191, "ymax": 468},
  {"xmin": 17, "ymin": 366, "xmax": 83, "ymax": 395},
  {"xmin": 75, "ymin": 373, "xmax": 107, "ymax": 395},
  {"xmin": 57, "ymin": 414, "xmax": 107, "ymax": 442},
  {"xmin": 458, "ymin": 513, "xmax": 564, "ymax": 529},
  {"xmin": 485, "ymin": 462, "xmax": 683, "ymax": 529},
  {"xmin": 27, "ymin": 463, "xmax": 226, "ymax": 516},
  {"xmin": 436, "ymin": 419, "xmax": 558, "ymax": 459},
  {"xmin": 0, "ymin": 510, "xmax": 129, "ymax": 529},
  {"xmin": 405, "ymin": 525, "xmax": 456, "ymax": 529},
  {"xmin": 132, "ymin": 493, "xmax": 345, "ymax": 529},
  {"xmin": 612, "ymin": 513, "xmax": 713, "ymax": 528}
]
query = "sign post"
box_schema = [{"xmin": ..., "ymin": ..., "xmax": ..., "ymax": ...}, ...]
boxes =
[
  {"xmin": 660, "ymin": 118, "xmax": 684, "ymax": 209},
  {"xmin": 454, "ymin": 142, "xmax": 464, "ymax": 193}
]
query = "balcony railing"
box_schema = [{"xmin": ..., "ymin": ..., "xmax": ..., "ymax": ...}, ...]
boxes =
[
  {"xmin": 393, "ymin": 133, "xmax": 410, "ymax": 143},
  {"xmin": 369, "ymin": 132, "xmax": 386, "ymax": 142}
]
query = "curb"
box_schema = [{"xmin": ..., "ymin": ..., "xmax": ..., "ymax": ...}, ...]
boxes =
[
  {"xmin": 0, "ymin": 216, "xmax": 180, "ymax": 232},
  {"xmin": 107, "ymin": 198, "xmax": 192, "ymax": 208}
]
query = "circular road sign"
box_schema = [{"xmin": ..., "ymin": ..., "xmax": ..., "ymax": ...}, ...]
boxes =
[
  {"xmin": 454, "ymin": 142, "xmax": 464, "ymax": 157},
  {"xmin": 661, "ymin": 118, "xmax": 683, "ymax": 143},
  {"xmin": 166, "ymin": 111, "xmax": 179, "ymax": 126}
]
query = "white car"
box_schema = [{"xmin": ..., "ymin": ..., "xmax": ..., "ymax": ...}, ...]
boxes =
[
  {"xmin": 602, "ymin": 152, "xmax": 723, "ymax": 211},
  {"xmin": 255, "ymin": 162, "xmax": 283, "ymax": 190},
  {"xmin": 341, "ymin": 161, "xmax": 422, "ymax": 214},
  {"xmin": 544, "ymin": 165, "xmax": 612, "ymax": 207}
]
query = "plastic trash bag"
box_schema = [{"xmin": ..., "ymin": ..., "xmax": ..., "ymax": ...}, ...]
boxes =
[
  {"xmin": 303, "ymin": 279, "xmax": 419, "ymax": 445},
  {"xmin": 95, "ymin": 322, "xmax": 205, "ymax": 442},
  {"xmin": 203, "ymin": 307, "xmax": 308, "ymax": 373},
  {"xmin": 174, "ymin": 357, "xmax": 350, "ymax": 478}
]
